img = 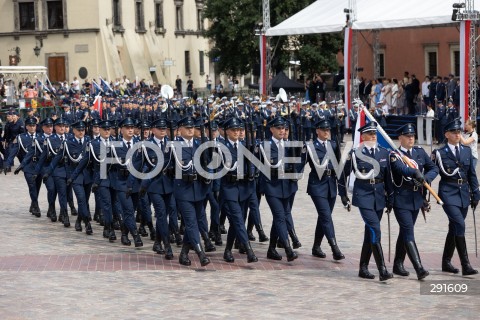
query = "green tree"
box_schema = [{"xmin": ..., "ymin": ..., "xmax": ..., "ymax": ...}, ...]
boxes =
[{"xmin": 203, "ymin": 0, "xmax": 342, "ymax": 78}]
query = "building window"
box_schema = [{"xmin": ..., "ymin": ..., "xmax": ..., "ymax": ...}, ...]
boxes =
[
  {"xmin": 199, "ymin": 51, "xmax": 205, "ymax": 75},
  {"xmin": 197, "ymin": 9, "xmax": 203, "ymax": 30},
  {"xmin": 185, "ymin": 51, "xmax": 190, "ymax": 75},
  {"xmin": 47, "ymin": 0, "xmax": 64, "ymax": 29},
  {"xmin": 424, "ymin": 46, "xmax": 438, "ymax": 77},
  {"xmin": 135, "ymin": 0, "xmax": 145, "ymax": 32},
  {"xmin": 113, "ymin": 0, "xmax": 122, "ymax": 27},
  {"xmin": 175, "ymin": 1, "xmax": 184, "ymax": 31},
  {"xmin": 450, "ymin": 45, "xmax": 460, "ymax": 77},
  {"xmin": 19, "ymin": 2, "xmax": 35, "ymax": 30},
  {"xmin": 155, "ymin": 1, "xmax": 164, "ymax": 29}
]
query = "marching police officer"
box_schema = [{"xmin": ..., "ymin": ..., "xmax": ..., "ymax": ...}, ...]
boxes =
[
  {"xmin": 389, "ymin": 124, "xmax": 438, "ymax": 280},
  {"xmin": 339, "ymin": 122, "xmax": 394, "ymax": 281},
  {"xmin": 303, "ymin": 119, "xmax": 345, "ymax": 260},
  {"xmin": 3, "ymin": 111, "xmax": 25, "ymax": 173},
  {"xmin": 432, "ymin": 118, "xmax": 480, "ymax": 276}
]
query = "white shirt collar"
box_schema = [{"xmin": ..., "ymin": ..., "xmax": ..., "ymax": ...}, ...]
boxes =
[
  {"xmin": 228, "ymin": 138, "xmax": 239, "ymax": 146},
  {"xmin": 123, "ymin": 138, "xmax": 133, "ymax": 145},
  {"xmin": 154, "ymin": 136, "xmax": 164, "ymax": 145},
  {"xmin": 447, "ymin": 143, "xmax": 460, "ymax": 154},
  {"xmin": 317, "ymin": 138, "xmax": 327, "ymax": 145},
  {"xmin": 400, "ymin": 146, "xmax": 412, "ymax": 154}
]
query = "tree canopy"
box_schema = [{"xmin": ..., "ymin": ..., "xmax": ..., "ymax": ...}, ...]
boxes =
[{"xmin": 203, "ymin": 0, "xmax": 343, "ymax": 78}]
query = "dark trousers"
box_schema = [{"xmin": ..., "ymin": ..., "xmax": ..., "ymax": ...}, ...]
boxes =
[
  {"xmin": 177, "ymin": 200, "xmax": 204, "ymax": 246},
  {"xmin": 117, "ymin": 191, "xmax": 139, "ymax": 234},
  {"xmin": 310, "ymin": 196, "xmax": 336, "ymax": 240},
  {"xmin": 266, "ymin": 196, "xmax": 291, "ymax": 245},
  {"xmin": 358, "ymin": 207, "xmax": 384, "ymax": 244},
  {"xmin": 24, "ymin": 172, "xmax": 42, "ymax": 202},
  {"xmin": 393, "ymin": 207, "xmax": 419, "ymax": 242},
  {"xmin": 225, "ymin": 199, "xmax": 249, "ymax": 245},
  {"xmin": 443, "ymin": 204, "xmax": 468, "ymax": 236},
  {"xmin": 168, "ymin": 195, "xmax": 179, "ymax": 233},
  {"xmin": 149, "ymin": 192, "xmax": 171, "ymax": 240},
  {"xmin": 43, "ymin": 175, "xmax": 57, "ymax": 206},
  {"xmin": 205, "ymin": 191, "xmax": 220, "ymax": 226},
  {"xmin": 97, "ymin": 186, "xmax": 115, "ymax": 225},
  {"xmin": 72, "ymin": 182, "xmax": 92, "ymax": 219},
  {"xmin": 53, "ymin": 176, "xmax": 68, "ymax": 210}
]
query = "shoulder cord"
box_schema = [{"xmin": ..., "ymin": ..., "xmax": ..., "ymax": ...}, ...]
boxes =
[
  {"xmin": 351, "ymin": 151, "xmax": 375, "ymax": 180},
  {"xmin": 18, "ymin": 135, "xmax": 28, "ymax": 153},
  {"xmin": 64, "ymin": 141, "xmax": 83, "ymax": 163},
  {"xmin": 111, "ymin": 145, "xmax": 131, "ymax": 166},
  {"xmin": 89, "ymin": 142, "xmax": 106, "ymax": 163},
  {"xmin": 306, "ymin": 143, "xmax": 329, "ymax": 169},
  {"xmin": 35, "ymin": 139, "xmax": 43, "ymax": 153},
  {"xmin": 47, "ymin": 138, "xmax": 58, "ymax": 156},
  {"xmin": 217, "ymin": 147, "xmax": 238, "ymax": 172},
  {"xmin": 141, "ymin": 143, "xmax": 157, "ymax": 167},
  {"xmin": 169, "ymin": 142, "xmax": 193, "ymax": 171},
  {"xmin": 259, "ymin": 143, "xmax": 283, "ymax": 168},
  {"xmin": 435, "ymin": 150, "xmax": 460, "ymax": 177},
  {"xmin": 389, "ymin": 151, "xmax": 419, "ymax": 188}
]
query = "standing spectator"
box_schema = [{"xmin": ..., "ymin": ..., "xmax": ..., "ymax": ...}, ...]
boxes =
[
  {"xmin": 72, "ymin": 76, "xmax": 80, "ymax": 92},
  {"xmin": 363, "ymin": 79, "xmax": 372, "ymax": 106},
  {"xmin": 24, "ymin": 85, "xmax": 38, "ymax": 99},
  {"xmin": 315, "ymin": 75, "xmax": 325, "ymax": 102},
  {"xmin": 453, "ymin": 79, "xmax": 461, "ymax": 107},
  {"xmin": 397, "ymin": 80, "xmax": 405, "ymax": 115},
  {"xmin": 304, "ymin": 79, "xmax": 310, "ymax": 101},
  {"xmin": 405, "ymin": 78, "xmax": 415, "ymax": 115},
  {"xmin": 436, "ymin": 76, "xmax": 447, "ymax": 103},
  {"xmin": 391, "ymin": 78, "xmax": 399, "ymax": 115},
  {"xmin": 215, "ymin": 80, "xmax": 224, "ymax": 96},
  {"xmin": 446, "ymin": 74, "xmax": 456, "ymax": 100},
  {"xmin": 382, "ymin": 78, "xmax": 392, "ymax": 113},
  {"xmin": 309, "ymin": 76, "xmax": 317, "ymax": 103},
  {"xmin": 186, "ymin": 76, "xmax": 194, "ymax": 98},
  {"xmin": 422, "ymin": 76, "xmax": 431, "ymax": 107},
  {"xmin": 369, "ymin": 79, "xmax": 377, "ymax": 109},
  {"xmin": 205, "ymin": 75, "xmax": 212, "ymax": 92},
  {"xmin": 358, "ymin": 77, "xmax": 366, "ymax": 102},
  {"xmin": 461, "ymin": 119, "xmax": 478, "ymax": 169},
  {"xmin": 175, "ymin": 75, "xmax": 182, "ymax": 98},
  {"xmin": 375, "ymin": 78, "xmax": 383, "ymax": 105}
]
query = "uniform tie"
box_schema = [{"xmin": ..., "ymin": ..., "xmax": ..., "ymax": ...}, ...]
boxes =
[
  {"xmin": 127, "ymin": 141, "xmax": 131, "ymax": 149},
  {"xmin": 370, "ymin": 148, "xmax": 375, "ymax": 157},
  {"xmin": 455, "ymin": 145, "xmax": 460, "ymax": 161},
  {"xmin": 233, "ymin": 142, "xmax": 237, "ymax": 150},
  {"xmin": 406, "ymin": 149, "xmax": 411, "ymax": 157},
  {"xmin": 60, "ymin": 136, "xmax": 64, "ymax": 142}
]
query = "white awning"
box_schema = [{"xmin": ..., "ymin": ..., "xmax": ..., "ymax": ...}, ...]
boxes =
[
  {"xmin": 266, "ymin": 0, "xmax": 457, "ymax": 36},
  {"xmin": 0, "ymin": 66, "xmax": 48, "ymax": 74}
]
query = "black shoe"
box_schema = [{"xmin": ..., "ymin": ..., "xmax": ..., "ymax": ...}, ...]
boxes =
[
  {"xmin": 169, "ymin": 232, "xmax": 176, "ymax": 243},
  {"xmin": 248, "ymin": 231, "xmax": 256, "ymax": 241},
  {"xmin": 62, "ymin": 209, "xmax": 70, "ymax": 228},
  {"xmin": 59, "ymin": 210, "xmax": 64, "ymax": 223},
  {"xmin": 179, "ymin": 243, "xmax": 191, "ymax": 266},
  {"xmin": 109, "ymin": 227, "xmax": 117, "ymax": 242},
  {"xmin": 371, "ymin": 242, "xmax": 393, "ymax": 281},
  {"xmin": 84, "ymin": 218, "xmax": 93, "ymax": 235},
  {"xmin": 245, "ymin": 242, "xmax": 258, "ymax": 263},
  {"xmin": 120, "ymin": 225, "xmax": 131, "ymax": 246},
  {"xmin": 358, "ymin": 242, "xmax": 375, "ymax": 279},
  {"xmin": 138, "ymin": 224, "xmax": 148, "ymax": 237},
  {"xmin": 46, "ymin": 205, "xmax": 54, "ymax": 219},
  {"xmin": 312, "ymin": 246, "xmax": 326, "ymax": 258},
  {"xmin": 103, "ymin": 226, "xmax": 110, "ymax": 239},
  {"xmin": 175, "ymin": 232, "xmax": 183, "ymax": 246},
  {"xmin": 219, "ymin": 224, "xmax": 227, "ymax": 234},
  {"xmin": 442, "ymin": 233, "xmax": 459, "ymax": 274},
  {"xmin": 69, "ymin": 201, "xmax": 78, "ymax": 216},
  {"xmin": 284, "ymin": 240, "xmax": 298, "ymax": 262},
  {"xmin": 267, "ymin": 247, "xmax": 282, "ymax": 260},
  {"xmin": 224, "ymin": 249, "xmax": 235, "ymax": 263},
  {"xmin": 257, "ymin": 229, "xmax": 269, "ymax": 242},
  {"xmin": 328, "ymin": 238, "xmax": 345, "ymax": 260},
  {"xmin": 32, "ymin": 201, "xmax": 41, "ymax": 217},
  {"xmin": 50, "ymin": 208, "xmax": 57, "ymax": 222},
  {"xmin": 75, "ymin": 217, "xmax": 82, "ymax": 232},
  {"xmin": 165, "ymin": 246, "xmax": 174, "ymax": 260},
  {"xmin": 153, "ymin": 241, "xmax": 165, "ymax": 254},
  {"xmin": 201, "ymin": 232, "xmax": 216, "ymax": 252},
  {"xmin": 455, "ymin": 236, "xmax": 479, "ymax": 276},
  {"xmin": 193, "ymin": 243, "xmax": 210, "ymax": 266},
  {"xmin": 289, "ymin": 229, "xmax": 302, "ymax": 249},
  {"xmin": 132, "ymin": 231, "xmax": 143, "ymax": 248},
  {"xmin": 393, "ymin": 239, "xmax": 409, "ymax": 276},
  {"xmin": 405, "ymin": 241, "xmax": 429, "ymax": 280}
]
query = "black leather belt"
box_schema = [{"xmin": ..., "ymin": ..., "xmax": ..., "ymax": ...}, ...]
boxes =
[
  {"xmin": 225, "ymin": 173, "xmax": 238, "ymax": 183},
  {"xmin": 357, "ymin": 178, "xmax": 384, "ymax": 185},
  {"xmin": 182, "ymin": 173, "xmax": 197, "ymax": 182},
  {"xmin": 443, "ymin": 177, "xmax": 467, "ymax": 185}
]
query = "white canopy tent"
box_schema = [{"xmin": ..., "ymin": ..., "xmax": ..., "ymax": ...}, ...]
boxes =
[{"xmin": 266, "ymin": 0, "xmax": 456, "ymax": 35}]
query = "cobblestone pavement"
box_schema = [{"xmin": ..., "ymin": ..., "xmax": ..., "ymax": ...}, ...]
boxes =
[{"xmin": 1, "ymin": 142, "xmax": 479, "ymax": 319}]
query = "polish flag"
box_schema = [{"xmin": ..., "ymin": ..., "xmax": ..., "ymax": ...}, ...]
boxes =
[{"xmin": 93, "ymin": 94, "xmax": 102, "ymax": 118}]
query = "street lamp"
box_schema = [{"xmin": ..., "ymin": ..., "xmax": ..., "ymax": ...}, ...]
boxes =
[{"xmin": 33, "ymin": 38, "xmax": 43, "ymax": 57}]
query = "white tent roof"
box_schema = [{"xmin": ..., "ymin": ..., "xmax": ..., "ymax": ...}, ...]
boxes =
[{"xmin": 266, "ymin": 0, "xmax": 457, "ymax": 36}]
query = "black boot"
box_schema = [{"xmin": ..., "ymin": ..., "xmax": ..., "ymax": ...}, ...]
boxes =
[
  {"xmin": 163, "ymin": 235, "xmax": 174, "ymax": 260},
  {"xmin": 245, "ymin": 242, "xmax": 258, "ymax": 263},
  {"xmin": 109, "ymin": 223, "xmax": 117, "ymax": 242},
  {"xmin": 84, "ymin": 217, "xmax": 93, "ymax": 235},
  {"xmin": 193, "ymin": 243, "xmax": 210, "ymax": 266},
  {"xmin": 247, "ymin": 221, "xmax": 256, "ymax": 241},
  {"xmin": 46, "ymin": 205, "xmax": 54, "ymax": 219},
  {"xmin": 29, "ymin": 202, "xmax": 33, "ymax": 214},
  {"xmin": 223, "ymin": 237, "xmax": 235, "ymax": 263},
  {"xmin": 284, "ymin": 239, "xmax": 298, "ymax": 262},
  {"xmin": 31, "ymin": 201, "xmax": 41, "ymax": 217},
  {"xmin": 69, "ymin": 201, "xmax": 78, "ymax": 216},
  {"xmin": 62, "ymin": 208, "xmax": 70, "ymax": 227},
  {"xmin": 120, "ymin": 224, "xmax": 131, "ymax": 246},
  {"xmin": 393, "ymin": 240, "xmax": 409, "ymax": 276},
  {"xmin": 147, "ymin": 222, "xmax": 156, "ymax": 241},
  {"xmin": 50, "ymin": 207, "xmax": 57, "ymax": 222},
  {"xmin": 179, "ymin": 243, "xmax": 191, "ymax": 266},
  {"xmin": 153, "ymin": 237, "xmax": 165, "ymax": 254},
  {"xmin": 98, "ymin": 209, "xmax": 104, "ymax": 226},
  {"xmin": 210, "ymin": 224, "xmax": 222, "ymax": 246},
  {"xmin": 138, "ymin": 224, "xmax": 148, "ymax": 237},
  {"xmin": 267, "ymin": 237, "xmax": 282, "ymax": 260},
  {"xmin": 371, "ymin": 242, "xmax": 393, "ymax": 281},
  {"xmin": 257, "ymin": 225, "xmax": 269, "ymax": 242},
  {"xmin": 132, "ymin": 230, "xmax": 144, "ymax": 247},
  {"xmin": 405, "ymin": 241, "xmax": 429, "ymax": 280},
  {"xmin": 455, "ymin": 236, "xmax": 479, "ymax": 276},
  {"xmin": 170, "ymin": 231, "xmax": 176, "ymax": 244},
  {"xmin": 358, "ymin": 242, "xmax": 375, "ymax": 279},
  {"xmin": 289, "ymin": 229, "xmax": 302, "ymax": 249},
  {"xmin": 442, "ymin": 233, "xmax": 459, "ymax": 274},
  {"xmin": 201, "ymin": 231, "xmax": 216, "ymax": 252},
  {"xmin": 312, "ymin": 237, "xmax": 326, "ymax": 258},
  {"xmin": 103, "ymin": 226, "xmax": 110, "ymax": 238},
  {"xmin": 328, "ymin": 238, "xmax": 345, "ymax": 260},
  {"xmin": 75, "ymin": 216, "xmax": 82, "ymax": 232},
  {"xmin": 174, "ymin": 232, "xmax": 183, "ymax": 246},
  {"xmin": 219, "ymin": 224, "xmax": 227, "ymax": 234}
]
